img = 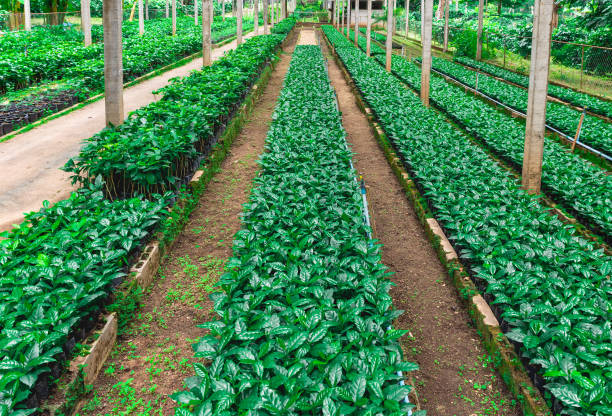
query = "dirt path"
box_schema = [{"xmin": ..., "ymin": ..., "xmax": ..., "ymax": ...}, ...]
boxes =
[
  {"xmin": 321, "ymin": 33, "xmax": 522, "ymax": 416},
  {"xmin": 77, "ymin": 32, "xmax": 297, "ymax": 416},
  {"xmin": 0, "ymin": 27, "xmax": 268, "ymax": 232}
]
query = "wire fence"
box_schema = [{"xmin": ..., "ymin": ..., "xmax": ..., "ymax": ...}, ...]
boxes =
[
  {"xmin": 0, "ymin": 11, "xmax": 84, "ymax": 31},
  {"xmin": 388, "ymin": 16, "xmax": 612, "ymax": 100}
]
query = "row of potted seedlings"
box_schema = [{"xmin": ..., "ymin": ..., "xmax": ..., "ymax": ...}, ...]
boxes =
[
  {"xmin": 323, "ymin": 25, "xmax": 611, "ymax": 416},
  {"xmin": 0, "ymin": 27, "xmax": 294, "ymax": 415}
]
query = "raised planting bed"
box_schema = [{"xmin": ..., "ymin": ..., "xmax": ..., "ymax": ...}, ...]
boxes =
[
  {"xmin": 422, "ymin": 56, "xmax": 612, "ymax": 157},
  {"xmin": 323, "ymin": 25, "xmax": 611, "ymax": 416},
  {"xmin": 63, "ymin": 34, "xmax": 288, "ymax": 200},
  {"xmin": 0, "ymin": 28, "xmax": 296, "ymax": 415},
  {"xmin": 0, "ymin": 183, "xmax": 169, "ymax": 415},
  {"xmin": 376, "ymin": 53, "xmax": 612, "ymax": 245},
  {"xmin": 455, "ymin": 56, "xmax": 612, "ymax": 120},
  {"xmin": 342, "ymin": 27, "xmax": 385, "ymax": 55},
  {"xmin": 0, "ymin": 17, "xmax": 258, "ymax": 139},
  {"xmin": 171, "ymin": 44, "xmax": 421, "ymax": 415}
]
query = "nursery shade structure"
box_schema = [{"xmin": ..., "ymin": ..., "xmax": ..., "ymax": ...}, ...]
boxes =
[{"xmin": 522, "ymin": 0, "xmax": 555, "ymax": 194}]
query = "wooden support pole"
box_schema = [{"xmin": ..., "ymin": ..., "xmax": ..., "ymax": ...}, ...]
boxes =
[
  {"xmin": 254, "ymin": 0, "xmax": 258, "ymax": 32},
  {"xmin": 366, "ymin": 0, "xmax": 372, "ymax": 56},
  {"xmin": 392, "ymin": 0, "xmax": 396, "ymax": 33},
  {"xmin": 346, "ymin": 0, "xmax": 350, "ymax": 38},
  {"xmin": 145, "ymin": 0, "xmax": 149, "ymax": 19},
  {"xmin": 522, "ymin": 0, "xmax": 554, "ymax": 194},
  {"xmin": 281, "ymin": 0, "xmax": 286, "ymax": 19},
  {"xmin": 385, "ymin": 0, "xmax": 392, "ymax": 71},
  {"xmin": 172, "ymin": 0, "xmax": 177, "ymax": 35},
  {"xmin": 24, "ymin": 0, "xmax": 31, "ymax": 30},
  {"xmin": 354, "ymin": 0, "xmax": 359, "ymax": 46},
  {"xmin": 476, "ymin": 0, "xmax": 483, "ymax": 59},
  {"xmin": 263, "ymin": 0, "xmax": 268, "ymax": 33},
  {"xmin": 404, "ymin": 0, "xmax": 409, "ymax": 35},
  {"xmin": 443, "ymin": 0, "xmax": 449, "ymax": 51},
  {"xmin": 420, "ymin": 0, "xmax": 424, "ymax": 40},
  {"xmin": 165, "ymin": 0, "xmax": 169, "ymax": 17},
  {"xmin": 421, "ymin": 0, "xmax": 432, "ymax": 106},
  {"xmin": 202, "ymin": 0, "xmax": 211, "ymax": 65},
  {"xmin": 195, "ymin": 0, "xmax": 199, "ymax": 24},
  {"xmin": 571, "ymin": 108, "xmax": 585, "ymax": 152},
  {"xmin": 139, "ymin": 0, "xmax": 144, "ymax": 34},
  {"xmin": 81, "ymin": 0, "xmax": 92, "ymax": 46},
  {"xmin": 103, "ymin": 0, "xmax": 124, "ymax": 127},
  {"xmin": 237, "ymin": 0, "xmax": 243, "ymax": 44},
  {"xmin": 270, "ymin": 0, "xmax": 274, "ymax": 27}
]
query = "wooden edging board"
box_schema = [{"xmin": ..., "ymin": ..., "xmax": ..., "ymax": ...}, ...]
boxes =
[
  {"xmin": 0, "ymin": 32, "xmax": 249, "ymax": 144},
  {"xmin": 323, "ymin": 33, "xmax": 551, "ymax": 416},
  {"xmin": 39, "ymin": 33, "xmax": 293, "ymax": 416}
]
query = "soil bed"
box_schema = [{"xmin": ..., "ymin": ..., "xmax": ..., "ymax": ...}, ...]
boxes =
[
  {"xmin": 321, "ymin": 31, "xmax": 522, "ymax": 416},
  {"xmin": 77, "ymin": 33, "xmax": 298, "ymax": 416}
]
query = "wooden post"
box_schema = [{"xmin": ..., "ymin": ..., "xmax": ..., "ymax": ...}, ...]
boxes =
[
  {"xmin": 270, "ymin": 0, "xmax": 274, "ymax": 27},
  {"xmin": 404, "ymin": 0, "xmax": 409, "ymax": 35},
  {"xmin": 346, "ymin": 0, "xmax": 350, "ymax": 38},
  {"xmin": 165, "ymin": 0, "xmax": 169, "ymax": 17},
  {"xmin": 354, "ymin": 0, "xmax": 359, "ymax": 46},
  {"xmin": 443, "ymin": 0, "xmax": 449, "ymax": 51},
  {"xmin": 385, "ymin": 0, "xmax": 393, "ymax": 71},
  {"xmin": 145, "ymin": 0, "xmax": 149, "ymax": 19},
  {"xmin": 103, "ymin": 0, "xmax": 124, "ymax": 126},
  {"xmin": 366, "ymin": 0, "xmax": 372, "ymax": 56},
  {"xmin": 254, "ymin": 0, "xmax": 258, "ymax": 32},
  {"xmin": 237, "ymin": 0, "xmax": 243, "ymax": 44},
  {"xmin": 203, "ymin": 0, "xmax": 211, "ymax": 65},
  {"xmin": 263, "ymin": 0, "xmax": 268, "ymax": 33},
  {"xmin": 139, "ymin": 0, "xmax": 144, "ymax": 34},
  {"xmin": 420, "ymin": 0, "xmax": 424, "ymax": 40},
  {"xmin": 522, "ymin": 0, "xmax": 554, "ymax": 194},
  {"xmin": 172, "ymin": 0, "xmax": 177, "ymax": 35},
  {"xmin": 421, "ymin": 0, "xmax": 432, "ymax": 106},
  {"xmin": 195, "ymin": 0, "xmax": 199, "ymax": 24},
  {"xmin": 81, "ymin": 0, "xmax": 92, "ymax": 46},
  {"xmin": 281, "ymin": 0, "xmax": 286, "ymax": 18},
  {"xmin": 392, "ymin": 0, "xmax": 396, "ymax": 33},
  {"xmin": 476, "ymin": 0, "xmax": 483, "ymax": 59},
  {"xmin": 24, "ymin": 0, "xmax": 31, "ymax": 30},
  {"xmin": 571, "ymin": 108, "xmax": 585, "ymax": 152}
]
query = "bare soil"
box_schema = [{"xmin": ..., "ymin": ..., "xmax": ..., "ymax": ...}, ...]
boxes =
[
  {"xmin": 0, "ymin": 29, "xmax": 264, "ymax": 232},
  {"xmin": 77, "ymin": 33, "xmax": 297, "ymax": 416},
  {"xmin": 321, "ymin": 32, "xmax": 522, "ymax": 416}
]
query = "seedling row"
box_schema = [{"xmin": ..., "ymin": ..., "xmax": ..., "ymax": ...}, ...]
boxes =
[
  {"xmin": 173, "ymin": 44, "xmax": 420, "ymax": 415},
  {"xmin": 0, "ymin": 16, "xmax": 257, "ymax": 136},
  {"xmin": 0, "ymin": 23, "xmax": 295, "ymax": 415},
  {"xmin": 323, "ymin": 25, "xmax": 611, "ymax": 416}
]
